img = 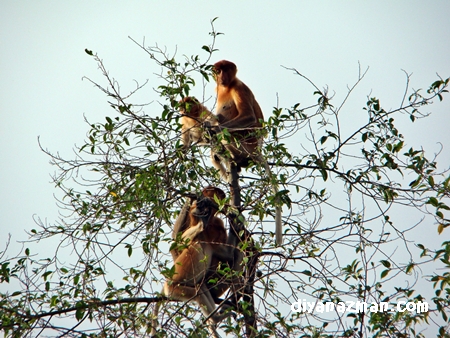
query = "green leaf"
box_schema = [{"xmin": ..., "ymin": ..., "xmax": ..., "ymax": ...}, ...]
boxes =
[
  {"xmin": 427, "ymin": 197, "xmax": 439, "ymax": 207},
  {"xmin": 42, "ymin": 271, "xmax": 52, "ymax": 281},
  {"xmin": 50, "ymin": 295, "xmax": 58, "ymax": 307},
  {"xmin": 393, "ymin": 141, "xmax": 404, "ymax": 153},
  {"xmin": 380, "ymin": 260, "xmax": 391, "ymax": 268},
  {"xmin": 406, "ymin": 263, "xmax": 414, "ymax": 274},
  {"xmin": 320, "ymin": 169, "xmax": 328, "ymax": 181},
  {"xmin": 75, "ymin": 304, "xmax": 85, "ymax": 321}
]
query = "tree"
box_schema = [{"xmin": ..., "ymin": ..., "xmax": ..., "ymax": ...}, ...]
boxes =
[{"xmin": 1, "ymin": 22, "xmax": 450, "ymax": 337}]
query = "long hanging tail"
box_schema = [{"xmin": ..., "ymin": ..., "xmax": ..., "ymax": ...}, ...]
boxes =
[
  {"xmin": 263, "ymin": 161, "xmax": 282, "ymax": 245},
  {"xmin": 150, "ymin": 294, "xmax": 162, "ymax": 336},
  {"xmin": 275, "ymin": 202, "xmax": 282, "ymax": 246}
]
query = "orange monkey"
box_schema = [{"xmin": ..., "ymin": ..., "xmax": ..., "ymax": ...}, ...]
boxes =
[
  {"xmin": 169, "ymin": 186, "xmax": 244, "ymax": 305},
  {"xmin": 179, "ymin": 97, "xmax": 218, "ymax": 149},
  {"xmin": 213, "ymin": 60, "xmax": 264, "ymax": 129},
  {"xmin": 152, "ymin": 187, "xmax": 241, "ymax": 337},
  {"xmin": 178, "ymin": 64, "xmax": 283, "ymax": 245},
  {"xmin": 212, "ymin": 60, "xmax": 283, "ymax": 245},
  {"xmin": 179, "ymin": 96, "xmax": 256, "ymax": 179}
]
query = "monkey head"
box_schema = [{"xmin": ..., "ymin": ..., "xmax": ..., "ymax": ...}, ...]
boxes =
[
  {"xmin": 179, "ymin": 97, "xmax": 202, "ymax": 117},
  {"xmin": 202, "ymin": 186, "xmax": 226, "ymax": 201},
  {"xmin": 213, "ymin": 60, "xmax": 238, "ymax": 87},
  {"xmin": 189, "ymin": 186, "xmax": 226, "ymax": 227},
  {"xmin": 190, "ymin": 197, "xmax": 216, "ymax": 227}
]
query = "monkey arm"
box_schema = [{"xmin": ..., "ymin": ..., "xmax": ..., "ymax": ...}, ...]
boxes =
[
  {"xmin": 209, "ymin": 218, "xmax": 245, "ymax": 268},
  {"xmin": 218, "ymin": 114, "xmax": 256, "ymax": 129},
  {"xmin": 170, "ymin": 200, "xmax": 193, "ymax": 260},
  {"xmin": 180, "ymin": 130, "xmax": 191, "ymax": 148},
  {"xmin": 172, "ymin": 200, "xmax": 192, "ymax": 240},
  {"xmin": 180, "ymin": 116, "xmax": 192, "ymax": 148},
  {"xmin": 226, "ymin": 86, "xmax": 259, "ymax": 128},
  {"xmin": 219, "ymin": 107, "xmax": 257, "ymax": 129},
  {"xmin": 181, "ymin": 220, "xmax": 204, "ymax": 241}
]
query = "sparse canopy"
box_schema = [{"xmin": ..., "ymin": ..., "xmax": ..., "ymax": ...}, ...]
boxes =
[{"xmin": 1, "ymin": 22, "xmax": 450, "ymax": 337}]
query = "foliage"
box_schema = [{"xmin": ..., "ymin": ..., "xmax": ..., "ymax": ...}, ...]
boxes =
[{"xmin": 1, "ymin": 21, "xmax": 450, "ymax": 337}]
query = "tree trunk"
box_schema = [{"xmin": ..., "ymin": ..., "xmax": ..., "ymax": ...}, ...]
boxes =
[{"xmin": 229, "ymin": 163, "xmax": 258, "ymax": 337}]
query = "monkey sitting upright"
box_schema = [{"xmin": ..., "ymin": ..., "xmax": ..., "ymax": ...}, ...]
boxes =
[
  {"xmin": 170, "ymin": 186, "xmax": 245, "ymax": 306},
  {"xmin": 179, "ymin": 96, "xmax": 260, "ymax": 177},
  {"xmin": 151, "ymin": 187, "xmax": 242, "ymax": 338}
]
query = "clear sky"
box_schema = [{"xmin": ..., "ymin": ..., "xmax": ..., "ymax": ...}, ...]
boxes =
[{"xmin": 1, "ymin": 1, "xmax": 450, "ymax": 331}]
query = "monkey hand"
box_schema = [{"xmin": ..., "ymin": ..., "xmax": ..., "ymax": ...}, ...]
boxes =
[{"xmin": 203, "ymin": 121, "xmax": 221, "ymax": 135}]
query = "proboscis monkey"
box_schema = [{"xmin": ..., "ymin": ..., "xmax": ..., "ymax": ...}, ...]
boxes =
[
  {"xmin": 179, "ymin": 96, "xmax": 261, "ymax": 179},
  {"xmin": 212, "ymin": 60, "xmax": 283, "ymax": 245},
  {"xmin": 151, "ymin": 187, "xmax": 242, "ymax": 337},
  {"xmin": 169, "ymin": 187, "xmax": 244, "ymax": 306},
  {"xmin": 179, "ymin": 97, "xmax": 218, "ymax": 148}
]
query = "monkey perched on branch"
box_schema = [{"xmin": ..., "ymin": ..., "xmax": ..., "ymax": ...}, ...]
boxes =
[{"xmin": 151, "ymin": 187, "xmax": 243, "ymax": 337}]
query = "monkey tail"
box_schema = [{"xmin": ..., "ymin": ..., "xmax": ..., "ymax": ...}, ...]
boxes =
[
  {"xmin": 150, "ymin": 293, "xmax": 162, "ymax": 336},
  {"xmin": 275, "ymin": 203, "xmax": 282, "ymax": 246},
  {"xmin": 263, "ymin": 161, "xmax": 283, "ymax": 245}
]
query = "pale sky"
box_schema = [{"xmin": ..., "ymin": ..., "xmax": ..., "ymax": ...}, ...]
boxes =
[{"xmin": 1, "ymin": 1, "xmax": 450, "ymax": 334}]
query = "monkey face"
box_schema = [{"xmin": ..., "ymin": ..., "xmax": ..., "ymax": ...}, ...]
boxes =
[
  {"xmin": 180, "ymin": 97, "xmax": 212, "ymax": 122},
  {"xmin": 213, "ymin": 60, "xmax": 237, "ymax": 86},
  {"xmin": 190, "ymin": 198, "xmax": 214, "ymax": 227}
]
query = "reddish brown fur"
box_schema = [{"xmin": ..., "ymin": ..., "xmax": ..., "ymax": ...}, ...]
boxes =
[
  {"xmin": 169, "ymin": 198, "xmax": 226, "ymax": 287},
  {"xmin": 168, "ymin": 186, "xmax": 242, "ymax": 303},
  {"xmin": 169, "ymin": 186, "xmax": 227, "ymax": 261},
  {"xmin": 211, "ymin": 60, "xmax": 266, "ymax": 171},
  {"xmin": 213, "ymin": 60, "xmax": 283, "ymax": 245},
  {"xmin": 213, "ymin": 60, "xmax": 264, "ymax": 129},
  {"xmin": 152, "ymin": 187, "xmax": 235, "ymax": 337},
  {"xmin": 179, "ymin": 97, "xmax": 218, "ymax": 147},
  {"xmin": 169, "ymin": 187, "xmax": 227, "ymax": 288}
]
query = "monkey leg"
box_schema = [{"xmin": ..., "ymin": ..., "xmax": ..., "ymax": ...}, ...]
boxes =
[
  {"xmin": 261, "ymin": 159, "xmax": 283, "ymax": 245},
  {"xmin": 150, "ymin": 288, "xmax": 164, "ymax": 336},
  {"xmin": 210, "ymin": 151, "xmax": 229, "ymax": 182},
  {"xmin": 163, "ymin": 282, "xmax": 235, "ymax": 323}
]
